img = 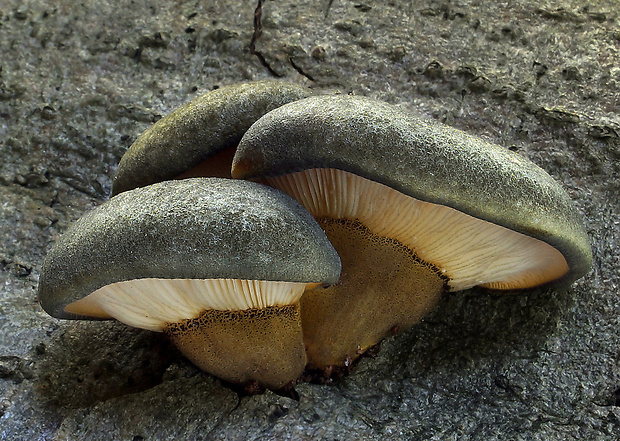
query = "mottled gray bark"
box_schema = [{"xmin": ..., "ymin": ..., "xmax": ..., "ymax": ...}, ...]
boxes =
[{"xmin": 1, "ymin": 0, "xmax": 618, "ymax": 439}]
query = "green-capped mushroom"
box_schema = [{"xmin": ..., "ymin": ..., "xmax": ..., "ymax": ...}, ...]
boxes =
[
  {"xmin": 112, "ymin": 81, "xmax": 312, "ymax": 195},
  {"xmin": 38, "ymin": 178, "xmax": 341, "ymax": 390},
  {"xmin": 232, "ymin": 95, "xmax": 592, "ymax": 370}
]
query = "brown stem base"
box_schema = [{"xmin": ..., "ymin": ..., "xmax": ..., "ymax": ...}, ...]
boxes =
[
  {"xmin": 165, "ymin": 304, "xmax": 306, "ymax": 390},
  {"xmin": 301, "ymin": 219, "xmax": 446, "ymax": 369}
]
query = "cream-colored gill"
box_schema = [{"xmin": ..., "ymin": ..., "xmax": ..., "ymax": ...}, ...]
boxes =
[
  {"xmin": 266, "ymin": 168, "xmax": 569, "ymax": 291},
  {"xmin": 64, "ymin": 279, "xmax": 311, "ymax": 332}
]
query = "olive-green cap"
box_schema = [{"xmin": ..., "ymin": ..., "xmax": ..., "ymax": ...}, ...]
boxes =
[
  {"xmin": 112, "ymin": 81, "xmax": 312, "ymax": 195},
  {"xmin": 38, "ymin": 178, "xmax": 341, "ymax": 319},
  {"xmin": 232, "ymin": 95, "xmax": 592, "ymax": 287}
]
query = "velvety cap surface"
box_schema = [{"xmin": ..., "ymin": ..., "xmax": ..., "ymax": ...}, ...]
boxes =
[
  {"xmin": 112, "ymin": 81, "xmax": 312, "ymax": 195},
  {"xmin": 233, "ymin": 95, "xmax": 592, "ymax": 286},
  {"xmin": 38, "ymin": 178, "xmax": 341, "ymax": 319}
]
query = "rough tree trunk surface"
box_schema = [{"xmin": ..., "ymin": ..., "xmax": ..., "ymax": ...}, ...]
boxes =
[{"xmin": 0, "ymin": 0, "xmax": 618, "ymax": 440}]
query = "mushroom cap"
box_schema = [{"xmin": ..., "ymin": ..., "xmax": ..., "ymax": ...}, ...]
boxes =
[
  {"xmin": 112, "ymin": 81, "xmax": 312, "ymax": 195},
  {"xmin": 232, "ymin": 95, "xmax": 592, "ymax": 287},
  {"xmin": 38, "ymin": 178, "xmax": 341, "ymax": 320}
]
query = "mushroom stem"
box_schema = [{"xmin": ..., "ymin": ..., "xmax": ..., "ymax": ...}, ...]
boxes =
[
  {"xmin": 301, "ymin": 218, "xmax": 446, "ymax": 370},
  {"xmin": 165, "ymin": 304, "xmax": 307, "ymax": 390}
]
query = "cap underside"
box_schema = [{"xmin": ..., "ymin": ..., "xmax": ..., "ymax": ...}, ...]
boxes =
[
  {"xmin": 63, "ymin": 278, "xmax": 314, "ymax": 332},
  {"xmin": 174, "ymin": 145, "xmax": 237, "ymax": 180},
  {"xmin": 266, "ymin": 168, "xmax": 569, "ymax": 291}
]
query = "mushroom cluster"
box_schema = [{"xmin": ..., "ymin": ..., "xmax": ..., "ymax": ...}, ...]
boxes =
[{"xmin": 38, "ymin": 81, "xmax": 592, "ymax": 391}]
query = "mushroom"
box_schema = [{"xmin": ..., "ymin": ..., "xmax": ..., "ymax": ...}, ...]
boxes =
[
  {"xmin": 232, "ymin": 95, "xmax": 592, "ymax": 370},
  {"xmin": 112, "ymin": 81, "xmax": 312, "ymax": 195},
  {"xmin": 38, "ymin": 178, "xmax": 341, "ymax": 390}
]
